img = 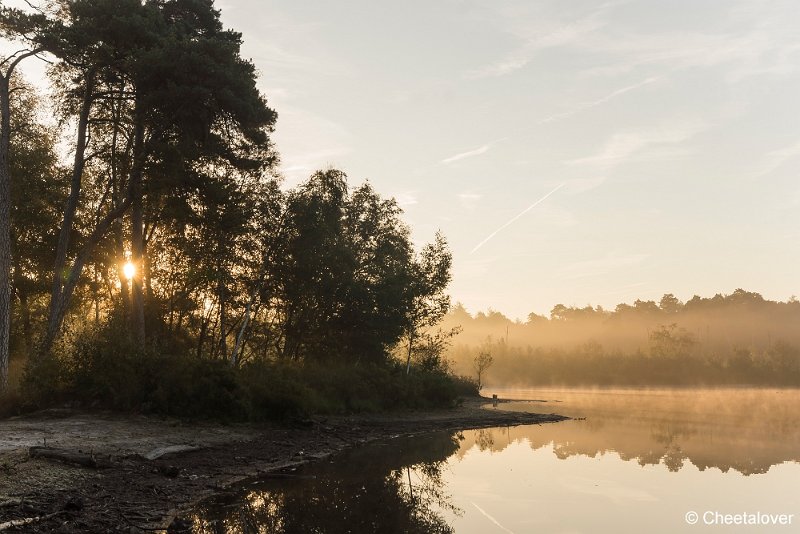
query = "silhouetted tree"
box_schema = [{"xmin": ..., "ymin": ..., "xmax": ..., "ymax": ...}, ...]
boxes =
[
  {"xmin": 0, "ymin": 7, "xmax": 50, "ymax": 391},
  {"xmin": 4, "ymin": 0, "xmax": 277, "ymax": 357},
  {"xmin": 7, "ymin": 79, "xmax": 62, "ymax": 361},
  {"xmin": 402, "ymin": 232, "xmax": 452, "ymax": 374},
  {"xmin": 473, "ymin": 350, "xmax": 493, "ymax": 389},
  {"xmin": 659, "ymin": 293, "xmax": 682, "ymax": 314}
]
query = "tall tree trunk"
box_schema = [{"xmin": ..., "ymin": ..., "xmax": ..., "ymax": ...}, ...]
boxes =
[
  {"xmin": 40, "ymin": 78, "xmax": 94, "ymax": 359},
  {"xmin": 218, "ymin": 270, "xmax": 227, "ymax": 359},
  {"xmin": 230, "ymin": 258, "xmax": 270, "ymax": 367},
  {"xmin": 197, "ymin": 308, "xmax": 210, "ymax": 359},
  {"xmin": 405, "ymin": 331, "xmax": 414, "ymax": 375},
  {"xmin": 115, "ymin": 223, "xmax": 129, "ymax": 318},
  {"xmin": 130, "ymin": 198, "xmax": 145, "ymax": 345},
  {"xmin": 143, "ymin": 239, "xmax": 154, "ymax": 303},
  {"xmin": 230, "ymin": 287, "xmax": 255, "ymax": 367},
  {"xmin": 92, "ymin": 267, "xmax": 100, "ymax": 325},
  {"xmin": 129, "ymin": 115, "xmax": 146, "ymax": 347},
  {"xmin": 19, "ymin": 292, "xmax": 31, "ymax": 359},
  {"xmin": 13, "ymin": 261, "xmax": 32, "ymax": 359},
  {"xmin": 41, "ymin": 197, "xmax": 133, "ymax": 356},
  {"xmin": 0, "ymin": 76, "xmax": 12, "ymax": 393},
  {"xmin": 0, "ymin": 50, "xmax": 43, "ymax": 390},
  {"xmin": 111, "ymin": 85, "xmax": 129, "ymax": 320}
]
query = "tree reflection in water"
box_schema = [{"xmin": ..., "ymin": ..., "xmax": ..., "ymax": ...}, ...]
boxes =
[
  {"xmin": 187, "ymin": 432, "xmax": 462, "ymax": 534},
  {"xmin": 470, "ymin": 388, "xmax": 800, "ymax": 476}
]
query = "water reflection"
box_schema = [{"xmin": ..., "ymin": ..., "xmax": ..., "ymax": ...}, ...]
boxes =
[
  {"xmin": 480, "ymin": 388, "xmax": 800, "ymax": 475},
  {"xmin": 184, "ymin": 389, "xmax": 800, "ymax": 533},
  {"xmin": 188, "ymin": 432, "xmax": 462, "ymax": 533}
]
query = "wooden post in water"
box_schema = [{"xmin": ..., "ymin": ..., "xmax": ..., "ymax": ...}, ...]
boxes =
[{"xmin": 492, "ymin": 394, "xmax": 498, "ymax": 408}]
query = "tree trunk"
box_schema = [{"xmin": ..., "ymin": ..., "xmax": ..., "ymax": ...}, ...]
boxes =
[
  {"xmin": 0, "ymin": 50, "xmax": 45, "ymax": 381},
  {"xmin": 115, "ymin": 222, "xmax": 129, "ymax": 318},
  {"xmin": 0, "ymin": 76, "xmax": 12, "ymax": 393},
  {"xmin": 16, "ymin": 287, "xmax": 31, "ymax": 359},
  {"xmin": 217, "ymin": 270, "xmax": 227, "ymax": 359},
  {"xmin": 230, "ymin": 299, "xmax": 251, "ymax": 367},
  {"xmin": 230, "ymin": 257, "xmax": 271, "ymax": 366},
  {"xmin": 40, "ymin": 78, "xmax": 94, "ymax": 360},
  {"xmin": 39, "ymin": 193, "xmax": 133, "ymax": 356},
  {"xmin": 405, "ymin": 331, "xmax": 414, "ymax": 375},
  {"xmin": 197, "ymin": 304, "xmax": 214, "ymax": 358},
  {"xmin": 143, "ymin": 238, "xmax": 154, "ymax": 303},
  {"xmin": 111, "ymin": 84, "xmax": 129, "ymax": 320},
  {"xmin": 130, "ymin": 198, "xmax": 145, "ymax": 345},
  {"xmin": 196, "ymin": 303, "xmax": 212, "ymax": 359},
  {"xmin": 230, "ymin": 288, "xmax": 255, "ymax": 367},
  {"xmin": 129, "ymin": 116, "xmax": 146, "ymax": 348},
  {"xmin": 92, "ymin": 267, "xmax": 100, "ymax": 325}
]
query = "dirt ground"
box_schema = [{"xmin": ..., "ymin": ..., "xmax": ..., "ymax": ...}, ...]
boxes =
[{"xmin": 0, "ymin": 397, "xmax": 566, "ymax": 533}]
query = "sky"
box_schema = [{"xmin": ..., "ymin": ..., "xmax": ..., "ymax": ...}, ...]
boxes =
[{"xmin": 8, "ymin": 0, "xmax": 800, "ymax": 320}]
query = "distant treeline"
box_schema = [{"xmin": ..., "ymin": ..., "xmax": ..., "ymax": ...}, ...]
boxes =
[{"xmin": 445, "ymin": 289, "xmax": 800, "ymax": 386}]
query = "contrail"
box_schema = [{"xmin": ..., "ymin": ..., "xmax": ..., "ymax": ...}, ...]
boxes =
[
  {"xmin": 538, "ymin": 76, "xmax": 659, "ymax": 124},
  {"xmin": 442, "ymin": 144, "xmax": 491, "ymax": 164},
  {"xmin": 470, "ymin": 183, "xmax": 564, "ymax": 254},
  {"xmin": 471, "ymin": 502, "xmax": 516, "ymax": 534},
  {"xmin": 442, "ymin": 137, "xmax": 510, "ymax": 165},
  {"xmin": 440, "ymin": 77, "xmax": 657, "ymax": 167}
]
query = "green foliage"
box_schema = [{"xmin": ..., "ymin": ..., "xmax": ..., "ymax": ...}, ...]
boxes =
[
  {"xmin": 410, "ymin": 327, "xmax": 460, "ymax": 373},
  {"xmin": 10, "ymin": 319, "xmax": 477, "ymax": 421},
  {"xmin": 315, "ymin": 361, "xmax": 472, "ymax": 412},
  {"xmin": 400, "ymin": 232, "xmax": 453, "ymax": 371},
  {"xmin": 1, "ymin": 2, "xmax": 463, "ymax": 418},
  {"xmin": 7, "ymin": 78, "xmax": 62, "ymax": 363},
  {"xmin": 20, "ymin": 323, "xmax": 243, "ymax": 418},
  {"xmin": 274, "ymin": 170, "xmax": 417, "ymax": 364},
  {"xmin": 21, "ymin": 352, "xmax": 67, "ymax": 407},
  {"xmin": 4, "ymin": 162, "xmax": 462, "ymax": 419},
  {"xmin": 237, "ymin": 362, "xmax": 323, "ymax": 419}
]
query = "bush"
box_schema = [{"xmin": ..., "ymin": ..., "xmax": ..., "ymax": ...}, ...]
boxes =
[
  {"xmin": 12, "ymin": 324, "xmax": 478, "ymax": 421},
  {"xmin": 239, "ymin": 362, "xmax": 324, "ymax": 419}
]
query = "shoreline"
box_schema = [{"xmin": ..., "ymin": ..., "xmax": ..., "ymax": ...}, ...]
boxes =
[{"xmin": 0, "ymin": 397, "xmax": 567, "ymax": 533}]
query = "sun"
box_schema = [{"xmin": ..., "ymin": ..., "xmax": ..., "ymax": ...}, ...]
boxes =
[{"xmin": 123, "ymin": 261, "xmax": 136, "ymax": 280}]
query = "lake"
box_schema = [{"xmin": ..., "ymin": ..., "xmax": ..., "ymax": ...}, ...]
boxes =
[{"xmin": 185, "ymin": 388, "xmax": 800, "ymax": 533}]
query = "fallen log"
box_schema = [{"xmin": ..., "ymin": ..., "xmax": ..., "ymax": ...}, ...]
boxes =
[
  {"xmin": 28, "ymin": 447, "xmax": 111, "ymax": 469},
  {"xmin": 0, "ymin": 511, "xmax": 63, "ymax": 531},
  {"xmin": 0, "ymin": 516, "xmax": 41, "ymax": 532},
  {"xmin": 142, "ymin": 444, "xmax": 200, "ymax": 461}
]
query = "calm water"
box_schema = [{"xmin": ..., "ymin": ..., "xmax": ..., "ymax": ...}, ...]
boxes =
[{"xmin": 186, "ymin": 388, "xmax": 800, "ymax": 533}]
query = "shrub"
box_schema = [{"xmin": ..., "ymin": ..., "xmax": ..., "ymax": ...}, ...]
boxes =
[{"xmin": 9, "ymin": 319, "xmax": 478, "ymax": 421}]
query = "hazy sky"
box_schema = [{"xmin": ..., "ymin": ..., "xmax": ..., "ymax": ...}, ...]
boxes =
[{"xmin": 9, "ymin": 0, "xmax": 800, "ymax": 319}]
